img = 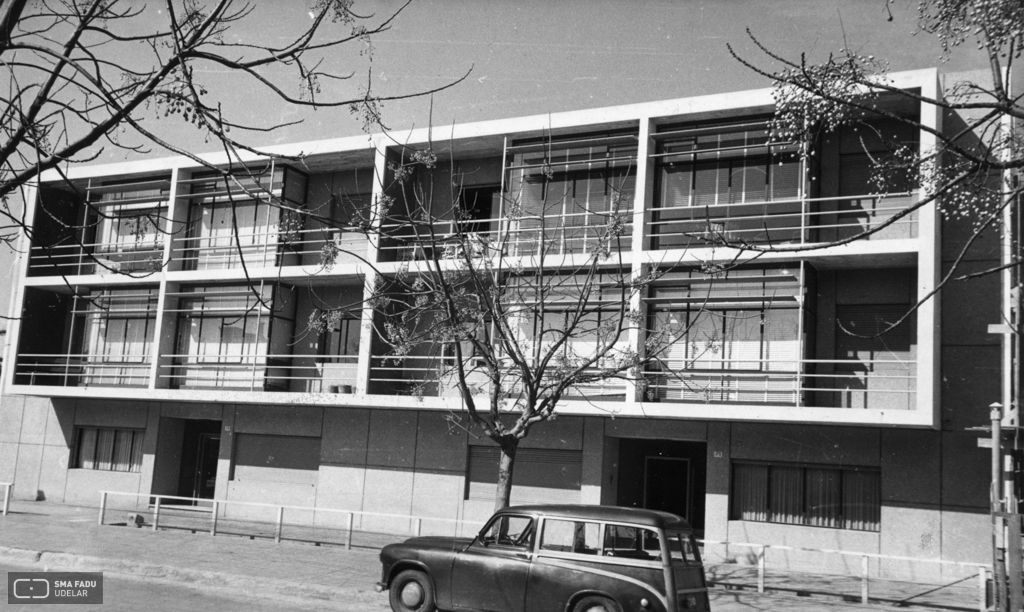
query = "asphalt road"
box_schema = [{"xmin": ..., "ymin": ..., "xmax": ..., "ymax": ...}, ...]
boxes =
[{"xmin": 0, "ymin": 563, "xmax": 941, "ymax": 612}]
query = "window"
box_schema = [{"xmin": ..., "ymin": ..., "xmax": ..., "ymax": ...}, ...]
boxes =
[
  {"xmin": 603, "ymin": 524, "xmax": 661, "ymax": 561},
  {"xmin": 172, "ymin": 284, "xmax": 296, "ymax": 390},
  {"xmin": 730, "ymin": 462, "xmax": 880, "ymax": 531},
  {"xmin": 82, "ymin": 177, "xmax": 170, "ymax": 273},
  {"xmin": 540, "ymin": 519, "xmax": 601, "ymax": 555},
  {"xmin": 652, "ymin": 122, "xmax": 801, "ymax": 248},
  {"xmin": 646, "ymin": 268, "xmax": 803, "ymax": 404},
  {"xmin": 478, "ymin": 514, "xmax": 535, "ymax": 550},
  {"xmin": 77, "ymin": 289, "xmax": 158, "ymax": 387},
  {"xmin": 319, "ymin": 316, "xmax": 360, "ymax": 362},
  {"xmin": 507, "ymin": 132, "xmax": 637, "ymax": 256},
  {"xmin": 75, "ymin": 427, "xmax": 144, "ymax": 472},
  {"xmin": 666, "ymin": 530, "xmax": 701, "ymax": 566}
]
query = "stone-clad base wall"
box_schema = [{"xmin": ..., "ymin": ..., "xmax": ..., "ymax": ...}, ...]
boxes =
[{"xmin": 0, "ymin": 395, "xmax": 990, "ymax": 582}]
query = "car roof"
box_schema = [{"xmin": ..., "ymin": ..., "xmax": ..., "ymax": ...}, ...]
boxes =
[{"xmin": 500, "ymin": 504, "xmax": 692, "ymax": 531}]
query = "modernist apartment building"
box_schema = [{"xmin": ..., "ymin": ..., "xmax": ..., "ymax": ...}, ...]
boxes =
[{"xmin": 0, "ymin": 68, "xmax": 998, "ymax": 580}]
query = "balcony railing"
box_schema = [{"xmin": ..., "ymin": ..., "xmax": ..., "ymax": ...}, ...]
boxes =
[
  {"xmin": 379, "ymin": 210, "xmax": 633, "ymax": 262},
  {"xmin": 650, "ymin": 192, "xmax": 918, "ymax": 249},
  {"xmin": 368, "ymin": 355, "xmax": 629, "ymax": 400},
  {"xmin": 646, "ymin": 357, "xmax": 916, "ymax": 410},
  {"xmin": 28, "ymin": 241, "xmax": 164, "ymax": 276},
  {"xmin": 175, "ymin": 228, "xmax": 368, "ymax": 270},
  {"xmin": 159, "ymin": 354, "xmax": 358, "ymax": 393},
  {"xmin": 14, "ymin": 354, "xmax": 151, "ymax": 387}
]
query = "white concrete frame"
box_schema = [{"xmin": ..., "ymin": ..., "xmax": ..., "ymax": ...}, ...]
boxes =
[{"xmin": 3, "ymin": 69, "xmax": 943, "ymax": 428}]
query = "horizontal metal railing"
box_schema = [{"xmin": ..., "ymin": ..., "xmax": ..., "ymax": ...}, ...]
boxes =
[
  {"xmin": 701, "ymin": 538, "xmax": 989, "ymax": 611},
  {"xmin": 14, "ymin": 354, "xmax": 152, "ymax": 388},
  {"xmin": 98, "ymin": 491, "xmax": 485, "ymax": 548},
  {"xmin": 173, "ymin": 228, "xmax": 368, "ymax": 271},
  {"xmin": 378, "ymin": 211, "xmax": 634, "ymax": 260},
  {"xmin": 367, "ymin": 354, "xmax": 628, "ymax": 400},
  {"xmin": 649, "ymin": 192, "xmax": 918, "ymax": 248},
  {"xmin": 92, "ymin": 489, "xmax": 988, "ymax": 611},
  {"xmin": 1, "ymin": 482, "xmax": 11, "ymax": 516},
  {"xmin": 28, "ymin": 241, "xmax": 164, "ymax": 276},
  {"xmin": 158, "ymin": 354, "xmax": 357, "ymax": 393},
  {"xmin": 647, "ymin": 357, "xmax": 916, "ymax": 409}
]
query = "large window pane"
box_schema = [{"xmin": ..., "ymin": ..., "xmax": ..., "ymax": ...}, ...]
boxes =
[
  {"xmin": 768, "ymin": 466, "xmax": 803, "ymax": 524},
  {"xmin": 731, "ymin": 463, "xmax": 768, "ymax": 521},
  {"xmin": 843, "ymin": 470, "xmax": 881, "ymax": 531},
  {"xmin": 805, "ymin": 468, "xmax": 842, "ymax": 528}
]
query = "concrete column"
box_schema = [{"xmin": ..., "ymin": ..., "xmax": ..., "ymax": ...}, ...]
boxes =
[
  {"xmin": 600, "ymin": 434, "xmax": 620, "ymax": 506},
  {"xmin": 580, "ymin": 417, "xmax": 605, "ymax": 504},
  {"xmin": 4, "ymin": 182, "xmax": 38, "ymax": 392},
  {"xmin": 215, "ymin": 404, "xmax": 236, "ymax": 502},
  {"xmin": 704, "ymin": 422, "xmax": 731, "ymax": 561},
  {"xmin": 626, "ymin": 118, "xmax": 654, "ymax": 405},
  {"xmin": 916, "ymin": 72, "xmax": 943, "ymax": 428},
  {"xmin": 136, "ymin": 403, "xmax": 162, "ymax": 507}
]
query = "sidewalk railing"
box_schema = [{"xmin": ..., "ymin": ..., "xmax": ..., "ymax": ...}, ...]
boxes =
[
  {"xmin": 701, "ymin": 539, "xmax": 990, "ymax": 612},
  {"xmin": 98, "ymin": 491, "xmax": 485, "ymax": 549},
  {"xmin": 95, "ymin": 490, "xmax": 989, "ymax": 611},
  {"xmin": 1, "ymin": 482, "xmax": 11, "ymax": 516}
]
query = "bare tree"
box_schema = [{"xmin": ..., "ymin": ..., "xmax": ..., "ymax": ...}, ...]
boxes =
[
  {"xmin": 2, "ymin": 0, "xmax": 465, "ymax": 272},
  {"xmin": 304, "ymin": 130, "xmax": 783, "ymax": 511},
  {"xmin": 726, "ymin": 0, "xmax": 1019, "ymax": 326},
  {"xmin": 729, "ymin": 1, "xmax": 1023, "ymax": 608}
]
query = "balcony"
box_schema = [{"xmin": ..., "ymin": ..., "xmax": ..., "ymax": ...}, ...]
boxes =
[
  {"xmin": 14, "ymin": 287, "xmax": 158, "ymax": 388},
  {"xmin": 175, "ymin": 227, "xmax": 368, "ymax": 271},
  {"xmin": 646, "ymin": 357, "xmax": 916, "ymax": 410},
  {"xmin": 29, "ymin": 240, "xmax": 164, "ymax": 276},
  {"xmin": 14, "ymin": 354, "xmax": 151, "ymax": 387},
  {"xmin": 379, "ymin": 210, "xmax": 632, "ymax": 263},
  {"xmin": 649, "ymin": 192, "xmax": 918, "ymax": 250},
  {"xmin": 29, "ymin": 175, "xmax": 170, "ymax": 277}
]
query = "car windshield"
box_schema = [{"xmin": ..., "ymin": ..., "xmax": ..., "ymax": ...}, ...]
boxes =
[
  {"xmin": 665, "ymin": 530, "xmax": 701, "ymax": 566},
  {"xmin": 478, "ymin": 514, "xmax": 535, "ymax": 549}
]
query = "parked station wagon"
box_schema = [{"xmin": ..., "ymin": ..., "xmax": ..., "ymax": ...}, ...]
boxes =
[{"xmin": 376, "ymin": 504, "xmax": 710, "ymax": 612}]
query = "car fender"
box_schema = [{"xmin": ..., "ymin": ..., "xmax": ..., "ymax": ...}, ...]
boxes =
[
  {"xmin": 563, "ymin": 589, "xmax": 624, "ymax": 612},
  {"xmin": 387, "ymin": 560, "xmax": 435, "ymax": 589}
]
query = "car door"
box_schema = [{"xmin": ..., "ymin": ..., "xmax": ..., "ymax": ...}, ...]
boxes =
[{"xmin": 450, "ymin": 513, "xmax": 535, "ymax": 612}]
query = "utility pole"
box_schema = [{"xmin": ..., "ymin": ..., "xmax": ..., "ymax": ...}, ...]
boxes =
[{"xmin": 993, "ymin": 402, "xmax": 1009, "ymax": 611}]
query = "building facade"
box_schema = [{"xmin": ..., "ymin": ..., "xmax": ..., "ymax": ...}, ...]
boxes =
[{"xmin": 0, "ymin": 68, "xmax": 999, "ymax": 581}]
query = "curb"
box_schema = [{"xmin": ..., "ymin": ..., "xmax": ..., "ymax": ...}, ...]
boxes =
[{"xmin": 0, "ymin": 545, "xmax": 382, "ymax": 606}]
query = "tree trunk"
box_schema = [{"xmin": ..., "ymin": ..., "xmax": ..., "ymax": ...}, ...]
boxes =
[{"xmin": 494, "ymin": 439, "xmax": 518, "ymax": 511}]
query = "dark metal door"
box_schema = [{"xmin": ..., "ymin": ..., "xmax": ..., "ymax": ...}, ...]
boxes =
[{"xmin": 193, "ymin": 433, "xmax": 220, "ymax": 499}]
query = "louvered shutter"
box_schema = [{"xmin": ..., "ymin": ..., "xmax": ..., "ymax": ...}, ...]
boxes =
[{"xmin": 466, "ymin": 446, "xmax": 583, "ymax": 504}]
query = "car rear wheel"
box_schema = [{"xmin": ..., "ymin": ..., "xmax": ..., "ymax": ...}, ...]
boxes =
[
  {"xmin": 389, "ymin": 569, "xmax": 436, "ymax": 612},
  {"xmin": 573, "ymin": 595, "xmax": 620, "ymax": 612}
]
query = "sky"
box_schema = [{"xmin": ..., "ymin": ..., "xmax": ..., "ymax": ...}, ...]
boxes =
[{"xmin": 88, "ymin": 0, "xmax": 994, "ymax": 163}]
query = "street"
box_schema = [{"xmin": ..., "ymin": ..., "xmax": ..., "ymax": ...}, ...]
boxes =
[
  {"xmin": 1, "ymin": 563, "xmax": 943, "ymax": 612},
  {"xmin": 0, "ymin": 563, "xmax": 387, "ymax": 612}
]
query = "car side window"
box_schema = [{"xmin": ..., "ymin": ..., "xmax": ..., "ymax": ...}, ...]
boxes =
[
  {"xmin": 478, "ymin": 515, "xmax": 535, "ymax": 550},
  {"xmin": 539, "ymin": 519, "xmax": 601, "ymax": 555},
  {"xmin": 603, "ymin": 524, "xmax": 662, "ymax": 560}
]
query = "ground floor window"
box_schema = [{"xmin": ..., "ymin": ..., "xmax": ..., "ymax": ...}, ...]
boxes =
[
  {"xmin": 75, "ymin": 427, "xmax": 144, "ymax": 472},
  {"xmin": 730, "ymin": 462, "xmax": 880, "ymax": 532}
]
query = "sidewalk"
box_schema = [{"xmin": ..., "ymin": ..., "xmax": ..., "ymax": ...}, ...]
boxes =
[{"xmin": 0, "ymin": 500, "xmax": 982, "ymax": 611}]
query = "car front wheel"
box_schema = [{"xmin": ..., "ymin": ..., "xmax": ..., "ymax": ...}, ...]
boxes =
[
  {"xmin": 389, "ymin": 569, "xmax": 436, "ymax": 612},
  {"xmin": 573, "ymin": 595, "xmax": 621, "ymax": 612}
]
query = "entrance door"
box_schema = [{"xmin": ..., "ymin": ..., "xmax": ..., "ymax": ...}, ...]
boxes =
[
  {"xmin": 645, "ymin": 457, "xmax": 691, "ymax": 521},
  {"xmin": 193, "ymin": 433, "xmax": 220, "ymax": 500},
  {"xmin": 176, "ymin": 419, "xmax": 222, "ymax": 503}
]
